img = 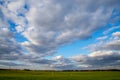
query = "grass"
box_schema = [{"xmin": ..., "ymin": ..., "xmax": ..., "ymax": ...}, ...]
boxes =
[{"xmin": 0, "ymin": 70, "xmax": 120, "ymax": 80}]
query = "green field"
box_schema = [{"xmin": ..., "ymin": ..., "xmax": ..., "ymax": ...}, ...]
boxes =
[{"xmin": 0, "ymin": 70, "xmax": 120, "ymax": 80}]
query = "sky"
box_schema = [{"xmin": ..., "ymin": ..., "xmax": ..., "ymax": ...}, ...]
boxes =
[{"xmin": 0, "ymin": 0, "xmax": 120, "ymax": 70}]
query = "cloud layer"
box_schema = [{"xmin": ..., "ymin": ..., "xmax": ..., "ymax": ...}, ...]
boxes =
[{"xmin": 0, "ymin": 0, "xmax": 120, "ymax": 70}]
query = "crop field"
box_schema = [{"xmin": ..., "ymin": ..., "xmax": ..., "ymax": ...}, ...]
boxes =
[{"xmin": 0, "ymin": 70, "xmax": 120, "ymax": 80}]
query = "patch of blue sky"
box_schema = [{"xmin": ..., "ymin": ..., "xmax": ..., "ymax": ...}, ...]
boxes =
[
  {"xmin": 8, "ymin": 20, "xmax": 17, "ymax": 32},
  {"xmin": 15, "ymin": 33, "xmax": 28, "ymax": 42},
  {"xmin": 0, "ymin": 0, "xmax": 4, "ymax": 5},
  {"xmin": 56, "ymin": 40, "xmax": 91, "ymax": 57},
  {"xmin": 8, "ymin": 20, "xmax": 28, "ymax": 42},
  {"xmin": 17, "ymin": 13, "xmax": 25, "ymax": 17},
  {"xmin": 23, "ymin": 3, "xmax": 29, "ymax": 11}
]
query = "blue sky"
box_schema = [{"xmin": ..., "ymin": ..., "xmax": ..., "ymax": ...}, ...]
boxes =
[{"xmin": 0, "ymin": 0, "xmax": 120, "ymax": 70}]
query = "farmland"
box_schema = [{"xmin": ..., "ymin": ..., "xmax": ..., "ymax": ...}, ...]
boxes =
[{"xmin": 0, "ymin": 70, "xmax": 120, "ymax": 80}]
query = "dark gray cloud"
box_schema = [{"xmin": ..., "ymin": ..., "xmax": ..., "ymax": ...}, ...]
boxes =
[
  {"xmin": 0, "ymin": 61, "xmax": 26, "ymax": 66},
  {"xmin": 72, "ymin": 51, "xmax": 120, "ymax": 69},
  {"xmin": 30, "ymin": 59, "xmax": 54, "ymax": 65},
  {"xmin": 0, "ymin": 28, "xmax": 23, "ymax": 60},
  {"xmin": 50, "ymin": 56, "xmax": 77, "ymax": 70},
  {"xmin": 103, "ymin": 40, "xmax": 120, "ymax": 51},
  {"xmin": 93, "ymin": 40, "xmax": 120, "ymax": 51}
]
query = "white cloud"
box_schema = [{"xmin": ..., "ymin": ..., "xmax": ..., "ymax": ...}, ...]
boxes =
[
  {"xmin": 96, "ymin": 36, "xmax": 108, "ymax": 41},
  {"xmin": 52, "ymin": 55, "xmax": 63, "ymax": 60},
  {"xmin": 16, "ymin": 25, "xmax": 25, "ymax": 33},
  {"xmin": 7, "ymin": 0, "xmax": 25, "ymax": 14},
  {"xmin": 112, "ymin": 32, "xmax": 120, "ymax": 39},
  {"xmin": 88, "ymin": 51, "xmax": 114, "ymax": 57}
]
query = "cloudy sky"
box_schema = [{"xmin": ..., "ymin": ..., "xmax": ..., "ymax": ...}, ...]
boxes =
[{"xmin": 0, "ymin": 0, "xmax": 120, "ymax": 70}]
